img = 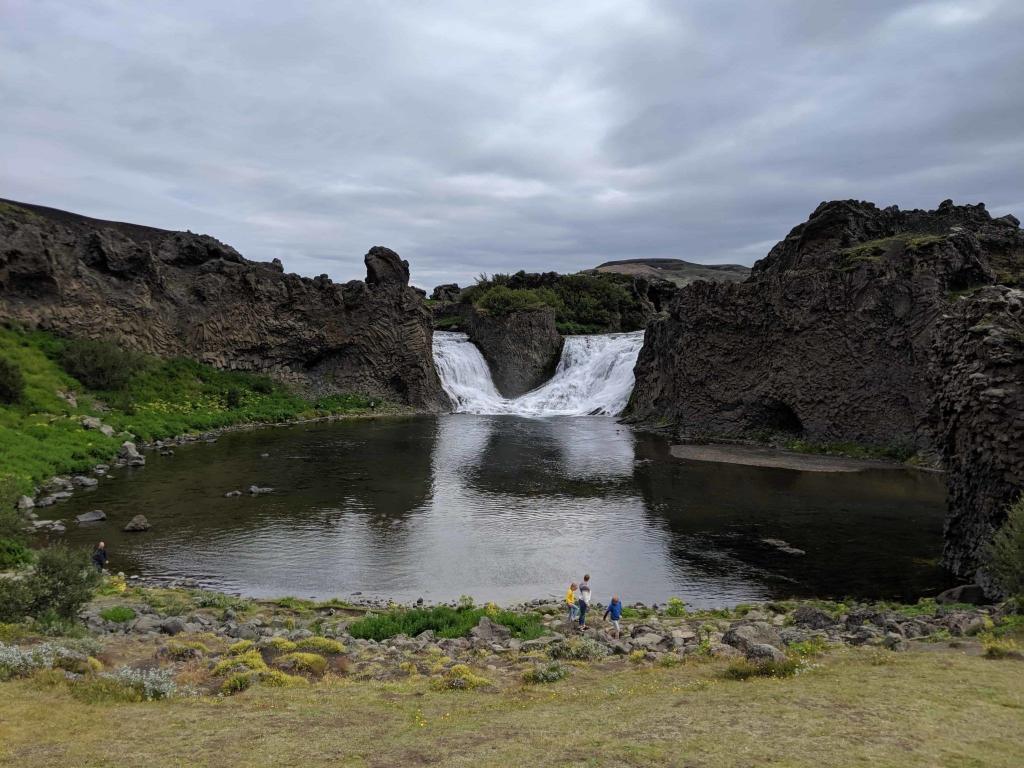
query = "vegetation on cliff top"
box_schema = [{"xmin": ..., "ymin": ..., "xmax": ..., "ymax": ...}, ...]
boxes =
[
  {"xmin": 462, "ymin": 270, "xmax": 654, "ymax": 334},
  {"xmin": 0, "ymin": 325, "xmax": 384, "ymax": 511}
]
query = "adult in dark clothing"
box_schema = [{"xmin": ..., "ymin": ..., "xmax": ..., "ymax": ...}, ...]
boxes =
[{"xmin": 91, "ymin": 541, "xmax": 108, "ymax": 572}]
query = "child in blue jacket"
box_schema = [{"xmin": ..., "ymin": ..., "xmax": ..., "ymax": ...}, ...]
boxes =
[{"xmin": 603, "ymin": 595, "xmax": 623, "ymax": 639}]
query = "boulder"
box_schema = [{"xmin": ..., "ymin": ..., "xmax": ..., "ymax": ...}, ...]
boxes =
[
  {"xmin": 81, "ymin": 416, "xmax": 103, "ymax": 430},
  {"xmin": 791, "ymin": 605, "xmax": 835, "ymax": 630},
  {"xmin": 248, "ymin": 485, "xmax": 273, "ymax": 495},
  {"xmin": 722, "ymin": 622, "xmax": 784, "ymax": 653},
  {"xmin": 16, "ymin": 495, "xmax": 34, "ymax": 510},
  {"xmin": 746, "ymin": 643, "xmax": 787, "ymax": 664},
  {"xmin": 465, "ymin": 306, "xmax": 564, "ymax": 398},
  {"xmin": 119, "ymin": 442, "xmax": 146, "ymax": 467},
  {"xmin": 159, "ymin": 617, "xmax": 186, "ymax": 636},
  {"xmin": 224, "ymin": 490, "xmax": 242, "ymax": 498},
  {"xmin": 935, "ymin": 584, "xmax": 988, "ymax": 605},
  {"xmin": 132, "ymin": 615, "xmax": 163, "ymax": 634},
  {"xmin": 72, "ymin": 475, "xmax": 98, "ymax": 488},
  {"xmin": 633, "ymin": 632, "xmax": 666, "ymax": 650},
  {"xmin": 470, "ymin": 616, "xmax": 512, "ymax": 644},
  {"xmin": 123, "ymin": 514, "xmax": 151, "ymax": 532},
  {"xmin": 75, "ymin": 510, "xmax": 106, "ymax": 523}
]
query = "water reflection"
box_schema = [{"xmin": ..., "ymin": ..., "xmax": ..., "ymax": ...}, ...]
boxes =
[{"xmin": 58, "ymin": 415, "xmax": 950, "ymax": 606}]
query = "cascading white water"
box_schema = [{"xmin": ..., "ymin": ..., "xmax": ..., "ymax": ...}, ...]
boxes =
[{"xmin": 432, "ymin": 330, "xmax": 644, "ymax": 417}]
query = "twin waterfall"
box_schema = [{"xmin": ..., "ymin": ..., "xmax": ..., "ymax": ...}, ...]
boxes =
[{"xmin": 432, "ymin": 330, "xmax": 645, "ymax": 417}]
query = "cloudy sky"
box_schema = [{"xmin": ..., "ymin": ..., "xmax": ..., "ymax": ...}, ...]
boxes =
[{"xmin": 2, "ymin": 1, "xmax": 1022, "ymax": 289}]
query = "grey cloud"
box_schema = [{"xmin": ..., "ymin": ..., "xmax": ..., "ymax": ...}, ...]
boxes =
[{"xmin": 1, "ymin": 0, "xmax": 1022, "ymax": 289}]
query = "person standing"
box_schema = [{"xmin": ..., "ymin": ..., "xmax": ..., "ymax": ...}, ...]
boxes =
[
  {"xmin": 565, "ymin": 582, "xmax": 578, "ymax": 626},
  {"xmin": 91, "ymin": 541, "xmax": 109, "ymax": 572},
  {"xmin": 578, "ymin": 574, "xmax": 592, "ymax": 630},
  {"xmin": 603, "ymin": 594, "xmax": 623, "ymax": 639}
]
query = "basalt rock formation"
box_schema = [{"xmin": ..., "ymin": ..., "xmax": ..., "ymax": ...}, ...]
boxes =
[
  {"xmin": 627, "ymin": 199, "xmax": 1024, "ymax": 585},
  {"xmin": 0, "ymin": 199, "xmax": 445, "ymax": 409},
  {"xmin": 929, "ymin": 286, "xmax": 1024, "ymax": 591},
  {"xmin": 466, "ymin": 306, "xmax": 563, "ymax": 398}
]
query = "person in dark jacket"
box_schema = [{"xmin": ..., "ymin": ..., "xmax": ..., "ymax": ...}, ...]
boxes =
[
  {"xmin": 603, "ymin": 594, "xmax": 623, "ymax": 639},
  {"xmin": 91, "ymin": 541, "xmax": 108, "ymax": 572}
]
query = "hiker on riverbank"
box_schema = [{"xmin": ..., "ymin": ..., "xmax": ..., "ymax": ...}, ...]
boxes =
[
  {"xmin": 578, "ymin": 574, "xmax": 592, "ymax": 630},
  {"xmin": 91, "ymin": 541, "xmax": 108, "ymax": 572},
  {"xmin": 566, "ymin": 582, "xmax": 578, "ymax": 625},
  {"xmin": 603, "ymin": 594, "xmax": 623, "ymax": 639}
]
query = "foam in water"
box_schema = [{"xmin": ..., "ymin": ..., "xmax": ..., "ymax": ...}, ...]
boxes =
[{"xmin": 432, "ymin": 330, "xmax": 644, "ymax": 416}]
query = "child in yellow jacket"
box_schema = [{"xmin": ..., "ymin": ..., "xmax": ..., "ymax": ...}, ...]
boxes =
[{"xmin": 566, "ymin": 582, "xmax": 578, "ymax": 625}]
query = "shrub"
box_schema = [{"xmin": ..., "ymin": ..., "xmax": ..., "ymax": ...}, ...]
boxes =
[
  {"xmin": 0, "ymin": 545, "xmax": 99, "ymax": 623},
  {"xmin": 0, "ymin": 538, "xmax": 33, "ymax": 570},
  {"xmin": 721, "ymin": 657, "xmax": 801, "ymax": 681},
  {"xmin": 664, "ymin": 597, "xmax": 687, "ymax": 617},
  {"xmin": 275, "ymin": 652, "xmax": 327, "ymax": 677},
  {"xmin": 433, "ymin": 663, "xmax": 490, "ymax": 690},
  {"xmin": 628, "ymin": 649, "xmax": 647, "ymax": 664},
  {"xmin": 224, "ymin": 387, "xmax": 242, "ymax": 408},
  {"xmin": 259, "ymin": 669, "xmax": 308, "ymax": 687},
  {"xmin": 981, "ymin": 635, "xmax": 1023, "ymax": 660},
  {"xmin": 787, "ymin": 637, "xmax": 830, "ymax": 657},
  {"xmin": 0, "ymin": 357, "xmax": 25, "ymax": 403},
  {"xmin": 164, "ymin": 640, "xmax": 211, "ymax": 659},
  {"xmin": 523, "ymin": 661, "xmax": 568, "ymax": 684},
  {"xmin": 474, "ymin": 285, "xmax": 561, "ymax": 317},
  {"xmin": 212, "ymin": 650, "xmax": 267, "ymax": 676},
  {"xmin": 220, "ymin": 672, "xmax": 255, "ymax": 695},
  {"xmin": 0, "ymin": 640, "xmax": 97, "ymax": 681},
  {"xmin": 263, "ymin": 637, "xmax": 297, "ymax": 653},
  {"xmin": 58, "ymin": 338, "xmax": 147, "ymax": 390},
  {"xmin": 347, "ymin": 605, "xmax": 544, "ymax": 642},
  {"xmin": 548, "ymin": 638, "xmax": 608, "ymax": 662},
  {"xmin": 99, "ymin": 606, "xmax": 136, "ymax": 623},
  {"xmin": 294, "ymin": 636, "xmax": 345, "ymax": 655},
  {"xmin": 228, "ymin": 639, "xmax": 255, "ymax": 655},
  {"xmin": 987, "ymin": 496, "xmax": 1024, "ymax": 597}
]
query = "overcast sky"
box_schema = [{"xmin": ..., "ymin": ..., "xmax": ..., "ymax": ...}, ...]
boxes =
[{"xmin": 2, "ymin": 1, "xmax": 1022, "ymax": 289}]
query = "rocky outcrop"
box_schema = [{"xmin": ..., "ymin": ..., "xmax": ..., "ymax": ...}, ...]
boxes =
[
  {"xmin": 430, "ymin": 283, "xmax": 461, "ymax": 302},
  {"xmin": 627, "ymin": 199, "xmax": 1023, "ymax": 584},
  {"xmin": 929, "ymin": 286, "xmax": 1024, "ymax": 589},
  {"xmin": 628, "ymin": 200, "xmax": 1021, "ymax": 447},
  {"xmin": 466, "ymin": 306, "xmax": 563, "ymax": 397},
  {"xmin": 0, "ymin": 199, "xmax": 445, "ymax": 409}
]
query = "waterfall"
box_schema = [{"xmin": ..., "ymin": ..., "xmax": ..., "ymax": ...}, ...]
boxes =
[{"xmin": 432, "ymin": 330, "xmax": 644, "ymax": 417}]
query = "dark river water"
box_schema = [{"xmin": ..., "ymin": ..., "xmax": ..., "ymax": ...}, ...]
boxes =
[{"xmin": 58, "ymin": 415, "xmax": 951, "ymax": 607}]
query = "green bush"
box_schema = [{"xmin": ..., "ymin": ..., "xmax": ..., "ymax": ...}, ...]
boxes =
[
  {"xmin": 522, "ymin": 661, "xmax": 568, "ymax": 684},
  {"xmin": 275, "ymin": 652, "xmax": 327, "ymax": 676},
  {"xmin": 347, "ymin": 605, "xmax": 544, "ymax": 642},
  {"xmin": 0, "ymin": 357, "xmax": 25, "ymax": 404},
  {"xmin": 0, "ymin": 545, "xmax": 100, "ymax": 623},
  {"xmin": 547, "ymin": 638, "xmax": 608, "ymax": 661},
  {"xmin": 99, "ymin": 606, "xmax": 136, "ymax": 623},
  {"xmin": 0, "ymin": 538, "xmax": 33, "ymax": 570},
  {"xmin": 58, "ymin": 338, "xmax": 147, "ymax": 390},
  {"xmin": 294, "ymin": 636, "xmax": 345, "ymax": 655},
  {"xmin": 224, "ymin": 387, "xmax": 243, "ymax": 408},
  {"xmin": 474, "ymin": 285, "xmax": 562, "ymax": 316},
  {"xmin": 664, "ymin": 597, "xmax": 687, "ymax": 617},
  {"xmin": 721, "ymin": 657, "xmax": 801, "ymax": 681},
  {"xmin": 220, "ymin": 672, "xmax": 255, "ymax": 695},
  {"xmin": 987, "ymin": 496, "xmax": 1024, "ymax": 597}
]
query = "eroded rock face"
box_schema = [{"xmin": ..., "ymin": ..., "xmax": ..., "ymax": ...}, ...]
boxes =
[
  {"xmin": 627, "ymin": 199, "xmax": 1023, "ymax": 585},
  {"xmin": 466, "ymin": 306, "xmax": 564, "ymax": 398},
  {"xmin": 628, "ymin": 200, "xmax": 1019, "ymax": 448},
  {"xmin": 0, "ymin": 200, "xmax": 445, "ymax": 409},
  {"xmin": 929, "ymin": 286, "xmax": 1024, "ymax": 589}
]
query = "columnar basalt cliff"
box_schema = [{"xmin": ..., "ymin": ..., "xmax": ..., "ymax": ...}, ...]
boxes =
[
  {"xmin": 929, "ymin": 286, "xmax": 1024, "ymax": 589},
  {"xmin": 466, "ymin": 306, "xmax": 564, "ymax": 398},
  {"xmin": 627, "ymin": 199, "xmax": 1024, "ymax": 584},
  {"xmin": 0, "ymin": 199, "xmax": 445, "ymax": 409}
]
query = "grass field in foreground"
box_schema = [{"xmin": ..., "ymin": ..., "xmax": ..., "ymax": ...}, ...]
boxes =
[{"xmin": 1, "ymin": 646, "xmax": 1022, "ymax": 768}]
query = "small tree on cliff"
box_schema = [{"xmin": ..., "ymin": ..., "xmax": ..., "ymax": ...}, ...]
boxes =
[{"xmin": 987, "ymin": 495, "xmax": 1024, "ymax": 599}]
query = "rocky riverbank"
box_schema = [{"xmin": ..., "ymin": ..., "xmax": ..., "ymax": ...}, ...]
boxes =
[{"xmin": 3, "ymin": 580, "xmax": 1009, "ymax": 699}]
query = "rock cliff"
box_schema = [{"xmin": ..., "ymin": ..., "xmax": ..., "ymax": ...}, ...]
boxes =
[
  {"xmin": 466, "ymin": 306, "xmax": 563, "ymax": 397},
  {"xmin": 0, "ymin": 199, "xmax": 446, "ymax": 409},
  {"xmin": 627, "ymin": 199, "xmax": 1023, "ymax": 584},
  {"xmin": 929, "ymin": 286, "xmax": 1024, "ymax": 590}
]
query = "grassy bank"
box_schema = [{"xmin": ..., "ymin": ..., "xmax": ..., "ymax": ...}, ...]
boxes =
[
  {"xmin": 2, "ymin": 644, "xmax": 1022, "ymax": 767},
  {"xmin": 0, "ymin": 325, "xmax": 389, "ymax": 508}
]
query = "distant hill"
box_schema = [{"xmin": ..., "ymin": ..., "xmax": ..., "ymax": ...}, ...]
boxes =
[{"xmin": 589, "ymin": 258, "xmax": 750, "ymax": 287}]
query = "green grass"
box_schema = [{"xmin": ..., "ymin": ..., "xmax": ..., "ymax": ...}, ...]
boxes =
[
  {"xmin": 784, "ymin": 438, "xmax": 916, "ymax": 462},
  {"xmin": 0, "ymin": 325, "xmax": 383, "ymax": 508},
  {"xmin": 347, "ymin": 605, "xmax": 545, "ymax": 641},
  {"xmin": 2, "ymin": 647, "xmax": 1023, "ymax": 766},
  {"xmin": 98, "ymin": 606, "xmax": 136, "ymax": 624}
]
